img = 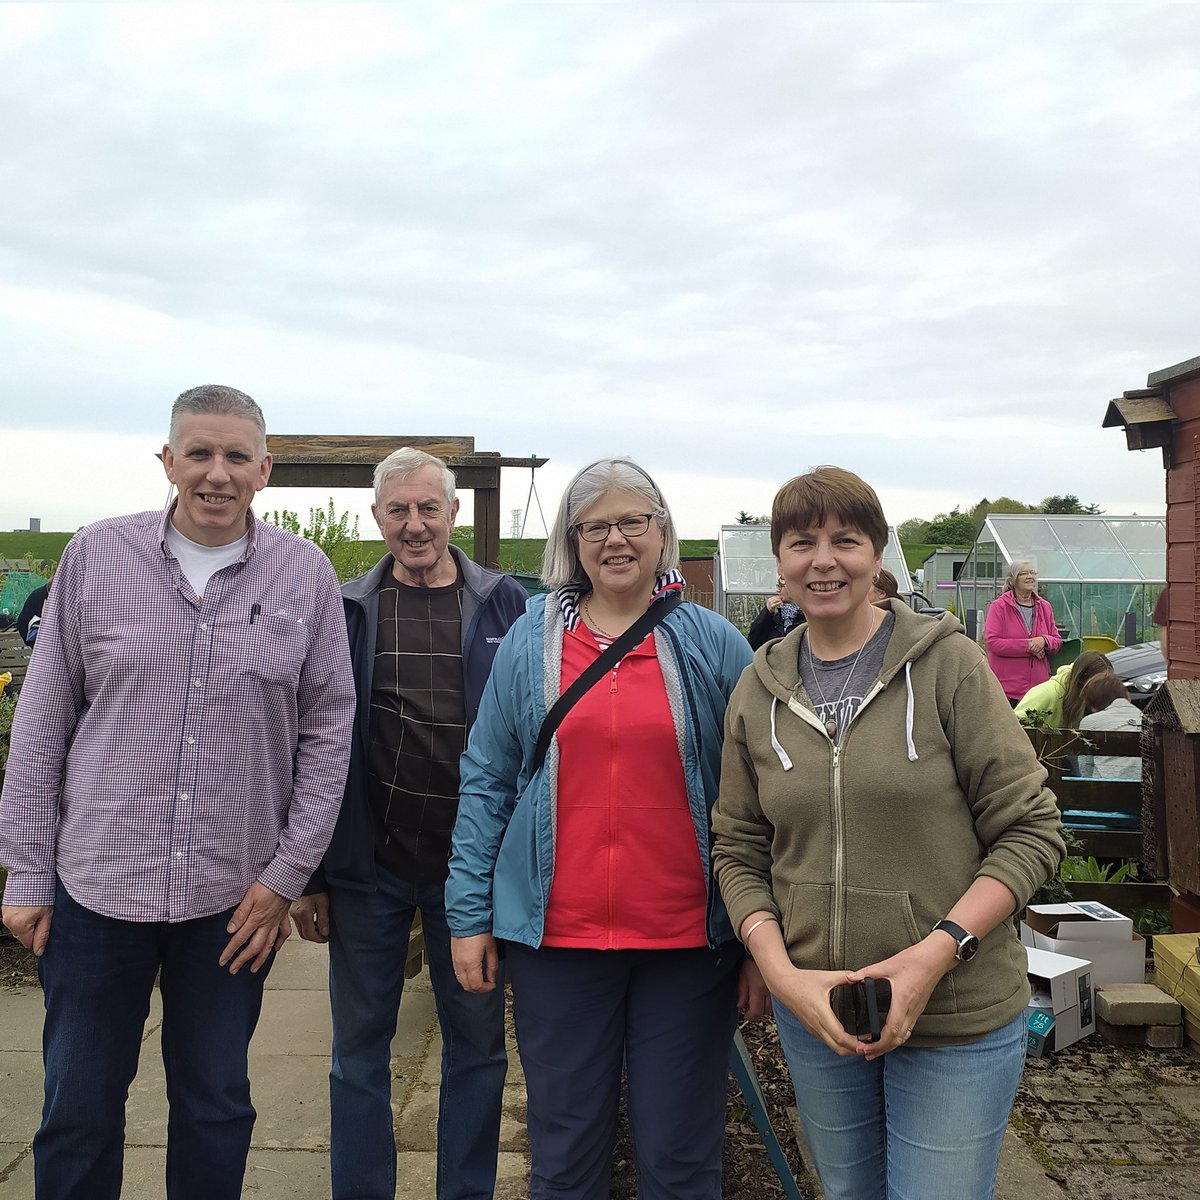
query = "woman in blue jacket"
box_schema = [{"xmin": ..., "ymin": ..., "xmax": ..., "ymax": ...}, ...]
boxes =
[{"xmin": 446, "ymin": 457, "xmax": 766, "ymax": 1200}]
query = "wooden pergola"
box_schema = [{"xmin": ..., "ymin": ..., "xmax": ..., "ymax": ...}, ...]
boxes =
[{"xmin": 265, "ymin": 435, "xmax": 547, "ymax": 568}]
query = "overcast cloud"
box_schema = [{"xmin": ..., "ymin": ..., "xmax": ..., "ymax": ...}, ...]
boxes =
[{"xmin": 2, "ymin": 3, "xmax": 1195, "ymax": 538}]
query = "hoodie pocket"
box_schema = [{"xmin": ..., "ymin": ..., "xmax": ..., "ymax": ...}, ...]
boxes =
[
  {"xmin": 843, "ymin": 886, "xmax": 957, "ymax": 1012},
  {"xmin": 781, "ymin": 883, "xmax": 833, "ymax": 967}
]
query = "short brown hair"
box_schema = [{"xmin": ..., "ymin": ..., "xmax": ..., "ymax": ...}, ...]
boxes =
[
  {"xmin": 771, "ymin": 466, "xmax": 889, "ymax": 557},
  {"xmin": 1080, "ymin": 672, "xmax": 1128, "ymax": 716}
]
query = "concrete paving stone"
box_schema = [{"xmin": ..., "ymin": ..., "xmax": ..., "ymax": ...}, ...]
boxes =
[
  {"xmin": 0, "ymin": 986, "xmax": 43, "ymax": 1051},
  {"xmin": 995, "ymin": 1126, "xmax": 1064, "ymax": 1200},
  {"xmin": 0, "ymin": 1147, "xmax": 33, "ymax": 1197},
  {"xmin": 1148, "ymin": 1024, "xmax": 1187, "ymax": 1048},
  {"xmin": 252, "ymin": 987, "xmax": 333, "ymax": 1056},
  {"xmin": 498, "ymin": 1106, "xmax": 530, "ymax": 1154},
  {"xmin": 392, "ymin": 1151, "xmax": 528, "ymax": 1197},
  {"xmin": 0, "ymin": 1144, "xmax": 30, "ymax": 1187},
  {"xmin": 395, "ymin": 1088, "xmax": 439, "ymax": 1148},
  {"xmin": 263, "ymin": 936, "xmax": 330, "ymax": 991},
  {"xmin": 1160, "ymin": 1084, "xmax": 1200, "ymax": 1123},
  {"xmin": 1096, "ymin": 983, "xmax": 1182, "ymax": 1026},
  {"xmin": 1059, "ymin": 1165, "xmax": 1200, "ymax": 1200},
  {"xmin": 0, "ymin": 1052, "xmax": 43, "ymax": 1143},
  {"xmin": 247, "ymin": 1052, "xmax": 334, "ymax": 1150}
]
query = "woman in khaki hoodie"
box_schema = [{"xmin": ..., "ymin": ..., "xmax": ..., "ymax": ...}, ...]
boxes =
[{"xmin": 712, "ymin": 467, "xmax": 1064, "ymax": 1200}]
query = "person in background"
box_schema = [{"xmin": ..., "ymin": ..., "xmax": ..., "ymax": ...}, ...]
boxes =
[
  {"xmin": 1014, "ymin": 649, "xmax": 1111, "ymax": 730},
  {"xmin": 16, "ymin": 582, "xmax": 49, "ymax": 646},
  {"xmin": 713, "ymin": 465, "xmax": 1063, "ymax": 1200},
  {"xmin": 447, "ymin": 456, "xmax": 768, "ymax": 1200},
  {"xmin": 747, "ymin": 577, "xmax": 803, "ymax": 650},
  {"xmin": 869, "ymin": 566, "xmax": 899, "ymax": 605},
  {"xmin": 985, "ymin": 561, "xmax": 1063, "ymax": 705},
  {"xmin": 1152, "ymin": 589, "xmax": 1168, "ymax": 661},
  {"xmin": 0, "ymin": 384, "xmax": 356, "ymax": 1200},
  {"xmin": 289, "ymin": 447, "xmax": 527, "ymax": 1200},
  {"xmin": 1077, "ymin": 674, "xmax": 1142, "ymax": 781}
]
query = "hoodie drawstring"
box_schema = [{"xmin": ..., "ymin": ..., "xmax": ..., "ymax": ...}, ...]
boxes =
[
  {"xmin": 904, "ymin": 662, "xmax": 918, "ymax": 762},
  {"xmin": 770, "ymin": 696, "xmax": 793, "ymax": 771}
]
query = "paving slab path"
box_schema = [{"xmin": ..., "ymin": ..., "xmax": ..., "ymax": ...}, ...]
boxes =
[{"xmin": 1, "ymin": 936, "xmax": 1198, "ymax": 1198}]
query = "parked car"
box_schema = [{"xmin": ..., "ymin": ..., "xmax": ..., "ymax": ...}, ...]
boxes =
[{"xmin": 1105, "ymin": 641, "xmax": 1167, "ymax": 709}]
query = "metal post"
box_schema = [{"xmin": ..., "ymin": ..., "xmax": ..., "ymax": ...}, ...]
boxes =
[
  {"xmin": 1123, "ymin": 610, "xmax": 1137, "ymax": 646},
  {"xmin": 966, "ymin": 609, "xmax": 978, "ymax": 640},
  {"xmin": 728, "ymin": 1031, "xmax": 806, "ymax": 1199}
]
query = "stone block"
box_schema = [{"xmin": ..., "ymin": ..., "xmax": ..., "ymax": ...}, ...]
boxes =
[
  {"xmin": 1095, "ymin": 982, "xmax": 1182, "ymax": 1026},
  {"xmin": 1097, "ymin": 1017, "xmax": 1185, "ymax": 1047}
]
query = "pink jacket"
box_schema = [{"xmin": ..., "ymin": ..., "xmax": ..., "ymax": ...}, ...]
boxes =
[{"xmin": 985, "ymin": 590, "xmax": 1063, "ymax": 700}]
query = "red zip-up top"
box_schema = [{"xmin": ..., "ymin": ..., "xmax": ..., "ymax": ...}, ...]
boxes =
[{"xmin": 541, "ymin": 623, "xmax": 708, "ymax": 949}]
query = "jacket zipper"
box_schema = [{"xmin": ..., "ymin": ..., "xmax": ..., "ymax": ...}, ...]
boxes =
[{"xmin": 792, "ymin": 679, "xmax": 886, "ymax": 968}]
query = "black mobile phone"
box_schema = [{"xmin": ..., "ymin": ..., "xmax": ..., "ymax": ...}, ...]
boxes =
[{"xmin": 832, "ymin": 977, "xmax": 893, "ymax": 1043}]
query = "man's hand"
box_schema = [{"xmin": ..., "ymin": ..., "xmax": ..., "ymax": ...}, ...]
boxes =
[
  {"xmin": 290, "ymin": 893, "xmax": 331, "ymax": 943},
  {"xmin": 220, "ymin": 882, "xmax": 291, "ymax": 975},
  {"xmin": 2, "ymin": 904, "xmax": 53, "ymax": 956},
  {"xmin": 451, "ymin": 933, "xmax": 500, "ymax": 993}
]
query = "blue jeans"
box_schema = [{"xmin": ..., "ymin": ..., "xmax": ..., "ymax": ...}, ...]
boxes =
[
  {"xmin": 505, "ymin": 942, "xmax": 741, "ymax": 1200},
  {"xmin": 774, "ymin": 1003, "xmax": 1027, "ymax": 1200},
  {"xmin": 35, "ymin": 880, "xmax": 273, "ymax": 1200},
  {"xmin": 327, "ymin": 867, "xmax": 507, "ymax": 1200}
]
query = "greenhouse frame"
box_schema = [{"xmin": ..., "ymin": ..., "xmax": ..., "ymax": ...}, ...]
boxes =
[
  {"xmin": 954, "ymin": 514, "xmax": 1165, "ymax": 643},
  {"xmin": 712, "ymin": 525, "xmax": 912, "ymax": 630}
]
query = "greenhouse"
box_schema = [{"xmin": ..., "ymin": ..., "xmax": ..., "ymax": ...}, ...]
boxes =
[
  {"xmin": 712, "ymin": 525, "xmax": 912, "ymax": 630},
  {"xmin": 954, "ymin": 514, "xmax": 1165, "ymax": 643}
]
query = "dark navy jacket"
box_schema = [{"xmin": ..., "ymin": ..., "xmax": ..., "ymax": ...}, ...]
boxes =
[{"xmin": 305, "ymin": 545, "xmax": 528, "ymax": 893}]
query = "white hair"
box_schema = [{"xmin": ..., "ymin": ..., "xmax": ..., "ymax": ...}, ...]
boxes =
[{"xmin": 372, "ymin": 447, "xmax": 456, "ymax": 508}]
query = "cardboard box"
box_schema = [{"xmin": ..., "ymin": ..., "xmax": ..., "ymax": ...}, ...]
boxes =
[
  {"xmin": 1021, "ymin": 901, "xmax": 1145, "ymax": 985},
  {"xmin": 1152, "ymin": 933, "xmax": 1200, "ymax": 1030},
  {"xmin": 1025, "ymin": 945, "xmax": 1095, "ymax": 1053}
]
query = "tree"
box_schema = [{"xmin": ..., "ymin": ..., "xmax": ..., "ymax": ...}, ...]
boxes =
[
  {"xmin": 897, "ymin": 517, "xmax": 930, "ymax": 544},
  {"xmin": 923, "ymin": 508, "xmax": 976, "ymax": 546},
  {"xmin": 735, "ymin": 510, "xmax": 764, "ymax": 525},
  {"xmin": 267, "ymin": 499, "xmax": 376, "ymax": 581},
  {"xmin": 1039, "ymin": 495, "xmax": 1102, "ymax": 515}
]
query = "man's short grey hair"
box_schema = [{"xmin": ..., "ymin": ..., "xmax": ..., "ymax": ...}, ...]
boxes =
[
  {"xmin": 1005, "ymin": 560, "xmax": 1038, "ymax": 591},
  {"xmin": 169, "ymin": 385, "xmax": 267, "ymax": 455},
  {"xmin": 541, "ymin": 457, "xmax": 680, "ymax": 591},
  {"xmin": 373, "ymin": 447, "xmax": 457, "ymax": 509}
]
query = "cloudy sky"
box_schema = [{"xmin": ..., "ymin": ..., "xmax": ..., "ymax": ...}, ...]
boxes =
[{"xmin": 2, "ymin": 3, "xmax": 1196, "ymax": 539}]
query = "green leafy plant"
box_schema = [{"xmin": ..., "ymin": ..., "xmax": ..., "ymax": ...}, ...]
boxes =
[
  {"xmin": 1059, "ymin": 855, "xmax": 1139, "ymax": 883},
  {"xmin": 267, "ymin": 500, "xmax": 376, "ymax": 582},
  {"xmin": 1129, "ymin": 906, "xmax": 1172, "ymax": 937}
]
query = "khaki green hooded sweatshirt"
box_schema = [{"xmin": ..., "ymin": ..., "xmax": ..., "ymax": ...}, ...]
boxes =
[{"xmin": 713, "ymin": 601, "xmax": 1065, "ymax": 1044}]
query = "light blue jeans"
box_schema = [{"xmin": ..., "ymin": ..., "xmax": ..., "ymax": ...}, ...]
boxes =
[
  {"xmin": 327, "ymin": 867, "xmax": 507, "ymax": 1200},
  {"xmin": 774, "ymin": 1004, "xmax": 1026, "ymax": 1200}
]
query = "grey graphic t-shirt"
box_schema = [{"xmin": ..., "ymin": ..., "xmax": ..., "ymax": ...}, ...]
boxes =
[{"xmin": 798, "ymin": 612, "xmax": 895, "ymax": 744}]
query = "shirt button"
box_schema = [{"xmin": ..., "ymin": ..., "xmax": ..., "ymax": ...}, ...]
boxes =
[
  {"xmin": 176, "ymin": 851, "xmax": 184, "ymax": 858},
  {"xmin": 187, "ymin": 737, "xmax": 196, "ymax": 745},
  {"xmin": 193, "ymin": 679, "xmax": 202, "ymax": 688},
  {"xmin": 200, "ymin": 622, "xmax": 208, "ymax": 631},
  {"xmin": 180, "ymin": 793, "xmax": 188, "ymax": 801}
]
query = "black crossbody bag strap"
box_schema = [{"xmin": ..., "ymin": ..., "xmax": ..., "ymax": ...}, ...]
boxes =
[{"xmin": 531, "ymin": 592, "xmax": 682, "ymax": 774}]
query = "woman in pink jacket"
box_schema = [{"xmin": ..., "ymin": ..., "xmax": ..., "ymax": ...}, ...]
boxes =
[{"xmin": 985, "ymin": 561, "xmax": 1063, "ymax": 703}]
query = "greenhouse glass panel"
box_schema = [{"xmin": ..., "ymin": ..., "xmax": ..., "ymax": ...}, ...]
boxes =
[{"xmin": 988, "ymin": 517, "xmax": 1077, "ymax": 578}]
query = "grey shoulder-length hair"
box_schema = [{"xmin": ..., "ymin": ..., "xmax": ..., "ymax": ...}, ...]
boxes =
[{"xmin": 540, "ymin": 457, "xmax": 681, "ymax": 591}]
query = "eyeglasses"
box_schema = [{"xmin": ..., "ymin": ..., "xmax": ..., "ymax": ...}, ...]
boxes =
[{"xmin": 573, "ymin": 514, "xmax": 655, "ymax": 542}]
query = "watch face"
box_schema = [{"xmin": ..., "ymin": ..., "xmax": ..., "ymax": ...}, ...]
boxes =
[{"xmin": 959, "ymin": 935, "xmax": 980, "ymax": 962}]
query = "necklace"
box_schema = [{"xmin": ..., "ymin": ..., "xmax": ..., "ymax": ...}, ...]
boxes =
[
  {"xmin": 806, "ymin": 612, "xmax": 877, "ymax": 739},
  {"xmin": 582, "ymin": 596, "xmax": 620, "ymax": 640}
]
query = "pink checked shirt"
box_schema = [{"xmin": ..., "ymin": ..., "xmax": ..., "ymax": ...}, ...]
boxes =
[{"xmin": 0, "ymin": 507, "xmax": 356, "ymax": 922}]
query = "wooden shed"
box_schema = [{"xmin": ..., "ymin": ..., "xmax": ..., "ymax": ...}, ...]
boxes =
[{"xmin": 1105, "ymin": 353, "xmax": 1200, "ymax": 928}]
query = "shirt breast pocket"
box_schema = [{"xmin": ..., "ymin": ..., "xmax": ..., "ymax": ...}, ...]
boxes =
[{"xmin": 237, "ymin": 611, "xmax": 310, "ymax": 686}]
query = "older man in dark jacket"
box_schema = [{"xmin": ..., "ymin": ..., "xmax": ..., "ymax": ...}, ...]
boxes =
[{"xmin": 291, "ymin": 447, "xmax": 527, "ymax": 1200}]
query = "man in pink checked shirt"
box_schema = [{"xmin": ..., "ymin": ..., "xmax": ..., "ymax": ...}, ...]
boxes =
[{"xmin": 0, "ymin": 385, "xmax": 356, "ymax": 1200}]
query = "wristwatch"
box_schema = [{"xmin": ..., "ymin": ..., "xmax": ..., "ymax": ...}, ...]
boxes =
[{"xmin": 932, "ymin": 919, "xmax": 979, "ymax": 962}]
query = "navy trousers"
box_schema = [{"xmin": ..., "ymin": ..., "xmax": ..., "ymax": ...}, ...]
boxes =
[
  {"xmin": 505, "ymin": 942, "xmax": 741, "ymax": 1200},
  {"xmin": 34, "ymin": 881, "xmax": 273, "ymax": 1200}
]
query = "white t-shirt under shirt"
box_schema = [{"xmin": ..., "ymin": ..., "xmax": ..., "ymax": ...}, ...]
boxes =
[{"xmin": 165, "ymin": 523, "xmax": 248, "ymax": 597}]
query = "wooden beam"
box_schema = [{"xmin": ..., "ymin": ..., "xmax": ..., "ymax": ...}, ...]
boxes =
[{"xmin": 266, "ymin": 435, "xmax": 475, "ymax": 462}]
